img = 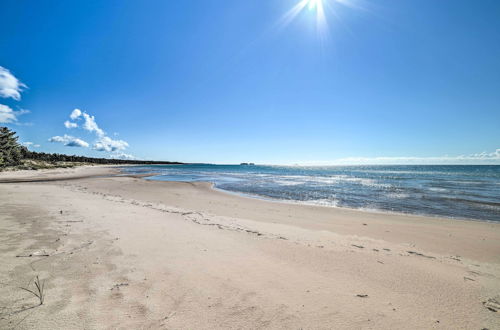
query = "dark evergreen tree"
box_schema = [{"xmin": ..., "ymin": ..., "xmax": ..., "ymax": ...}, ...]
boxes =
[{"xmin": 0, "ymin": 126, "xmax": 23, "ymax": 167}]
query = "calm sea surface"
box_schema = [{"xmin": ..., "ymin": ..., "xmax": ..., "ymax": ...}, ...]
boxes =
[{"xmin": 123, "ymin": 165, "xmax": 500, "ymax": 222}]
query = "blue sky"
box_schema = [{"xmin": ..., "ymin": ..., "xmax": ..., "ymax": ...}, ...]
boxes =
[{"xmin": 1, "ymin": 0, "xmax": 499, "ymax": 164}]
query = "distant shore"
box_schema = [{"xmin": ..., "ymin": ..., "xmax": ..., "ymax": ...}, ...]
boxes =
[{"xmin": 0, "ymin": 166, "xmax": 499, "ymax": 329}]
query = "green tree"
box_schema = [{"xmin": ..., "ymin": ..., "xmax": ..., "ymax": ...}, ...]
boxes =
[{"xmin": 0, "ymin": 126, "xmax": 23, "ymax": 167}]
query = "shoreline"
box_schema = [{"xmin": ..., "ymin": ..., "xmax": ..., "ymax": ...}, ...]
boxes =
[
  {"xmin": 2, "ymin": 165, "xmax": 495, "ymax": 224},
  {"xmin": 143, "ymin": 173, "xmax": 498, "ymax": 225},
  {"xmin": 1, "ymin": 166, "xmax": 499, "ymax": 328},
  {"xmin": 208, "ymin": 181, "xmax": 500, "ymax": 225},
  {"xmin": 132, "ymin": 164, "xmax": 500, "ymax": 224}
]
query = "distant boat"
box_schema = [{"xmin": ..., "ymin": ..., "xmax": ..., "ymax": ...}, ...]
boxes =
[{"xmin": 240, "ymin": 163, "xmax": 255, "ymax": 166}]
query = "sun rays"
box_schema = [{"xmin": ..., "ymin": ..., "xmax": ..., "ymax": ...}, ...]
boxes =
[{"xmin": 276, "ymin": 0, "xmax": 360, "ymax": 41}]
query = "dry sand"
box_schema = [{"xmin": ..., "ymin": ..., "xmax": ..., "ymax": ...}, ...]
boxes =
[{"xmin": 0, "ymin": 166, "xmax": 499, "ymax": 329}]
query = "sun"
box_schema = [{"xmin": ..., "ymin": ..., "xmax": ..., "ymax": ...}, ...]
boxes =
[
  {"xmin": 307, "ymin": 0, "xmax": 322, "ymax": 10},
  {"xmin": 278, "ymin": 0, "xmax": 329, "ymax": 39},
  {"xmin": 277, "ymin": 0, "xmax": 360, "ymax": 37},
  {"xmin": 276, "ymin": 0, "xmax": 361, "ymax": 40}
]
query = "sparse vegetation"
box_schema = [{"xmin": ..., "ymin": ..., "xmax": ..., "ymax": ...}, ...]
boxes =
[{"xmin": 20, "ymin": 276, "xmax": 45, "ymax": 306}]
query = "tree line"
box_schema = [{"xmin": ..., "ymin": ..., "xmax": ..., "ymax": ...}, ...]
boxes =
[{"xmin": 0, "ymin": 126, "xmax": 183, "ymax": 167}]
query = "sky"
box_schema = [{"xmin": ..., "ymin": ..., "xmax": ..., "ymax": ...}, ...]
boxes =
[{"xmin": 0, "ymin": 0, "xmax": 499, "ymax": 164}]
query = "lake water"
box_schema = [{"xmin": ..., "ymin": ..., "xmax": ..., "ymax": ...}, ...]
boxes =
[{"xmin": 122, "ymin": 164, "xmax": 500, "ymax": 222}]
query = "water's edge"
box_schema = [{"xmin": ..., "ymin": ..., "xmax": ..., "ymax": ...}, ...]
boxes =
[{"xmin": 122, "ymin": 165, "xmax": 500, "ymax": 223}]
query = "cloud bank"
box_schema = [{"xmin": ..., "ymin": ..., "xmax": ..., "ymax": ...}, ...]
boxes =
[
  {"xmin": 0, "ymin": 66, "xmax": 26, "ymax": 100},
  {"xmin": 56, "ymin": 108, "xmax": 133, "ymax": 157},
  {"xmin": 294, "ymin": 149, "xmax": 500, "ymax": 166}
]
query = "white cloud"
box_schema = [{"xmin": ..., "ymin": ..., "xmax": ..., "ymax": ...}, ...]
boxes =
[
  {"xmin": 0, "ymin": 104, "xmax": 29, "ymax": 123},
  {"xmin": 0, "ymin": 66, "xmax": 26, "ymax": 100},
  {"xmin": 81, "ymin": 112, "xmax": 105, "ymax": 136},
  {"xmin": 49, "ymin": 134, "xmax": 89, "ymax": 148},
  {"xmin": 0, "ymin": 104, "xmax": 16, "ymax": 123},
  {"xmin": 64, "ymin": 120, "xmax": 78, "ymax": 128},
  {"xmin": 93, "ymin": 136, "xmax": 129, "ymax": 152},
  {"xmin": 67, "ymin": 108, "xmax": 104, "ymax": 135},
  {"xmin": 22, "ymin": 142, "xmax": 40, "ymax": 148},
  {"xmin": 62, "ymin": 108, "xmax": 131, "ymax": 155},
  {"xmin": 70, "ymin": 108, "xmax": 82, "ymax": 120},
  {"xmin": 469, "ymin": 149, "xmax": 500, "ymax": 159}
]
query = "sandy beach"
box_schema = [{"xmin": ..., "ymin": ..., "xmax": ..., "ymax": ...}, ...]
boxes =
[{"xmin": 0, "ymin": 166, "xmax": 499, "ymax": 329}]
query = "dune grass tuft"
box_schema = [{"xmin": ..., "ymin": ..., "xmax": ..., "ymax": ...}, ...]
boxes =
[{"xmin": 20, "ymin": 275, "xmax": 45, "ymax": 305}]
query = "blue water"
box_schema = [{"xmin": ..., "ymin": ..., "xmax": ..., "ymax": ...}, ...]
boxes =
[{"xmin": 122, "ymin": 164, "xmax": 500, "ymax": 222}]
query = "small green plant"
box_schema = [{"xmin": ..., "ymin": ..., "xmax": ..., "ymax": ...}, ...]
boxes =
[{"xmin": 20, "ymin": 276, "xmax": 45, "ymax": 305}]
